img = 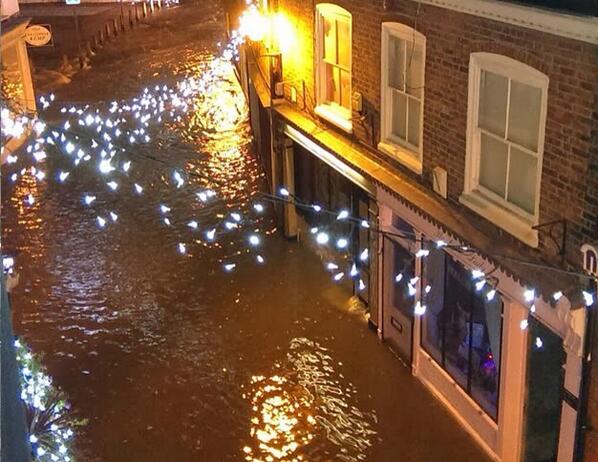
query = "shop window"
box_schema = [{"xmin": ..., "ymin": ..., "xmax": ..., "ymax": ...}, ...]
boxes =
[
  {"xmin": 379, "ymin": 23, "xmax": 425, "ymax": 174},
  {"xmin": 461, "ymin": 53, "xmax": 548, "ymax": 247},
  {"xmin": 315, "ymin": 3, "xmax": 352, "ymax": 132},
  {"xmin": 422, "ymin": 250, "xmax": 503, "ymax": 420}
]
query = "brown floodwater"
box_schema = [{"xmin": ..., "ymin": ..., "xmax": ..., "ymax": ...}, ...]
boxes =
[{"xmin": 1, "ymin": 2, "xmax": 490, "ymax": 461}]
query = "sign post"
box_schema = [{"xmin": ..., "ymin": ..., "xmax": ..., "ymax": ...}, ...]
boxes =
[{"xmin": 24, "ymin": 24, "xmax": 53, "ymax": 47}]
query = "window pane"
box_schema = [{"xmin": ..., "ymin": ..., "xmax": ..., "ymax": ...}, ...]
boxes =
[
  {"xmin": 337, "ymin": 19, "xmax": 350, "ymax": 69},
  {"xmin": 469, "ymin": 296, "xmax": 502, "ymax": 420},
  {"xmin": 478, "ymin": 70, "xmax": 508, "ymax": 137},
  {"xmin": 323, "ymin": 16, "xmax": 337, "ymax": 63},
  {"xmin": 508, "ymin": 80, "xmax": 542, "ymax": 152},
  {"xmin": 388, "ymin": 36, "xmax": 405, "ymax": 91},
  {"xmin": 324, "ymin": 63, "xmax": 340, "ymax": 105},
  {"xmin": 507, "ymin": 147, "xmax": 538, "ymax": 214},
  {"xmin": 479, "ymin": 133, "xmax": 508, "ymax": 198},
  {"xmin": 340, "ymin": 69, "xmax": 351, "ymax": 110},
  {"xmin": 443, "ymin": 258, "xmax": 471, "ymax": 390},
  {"xmin": 407, "ymin": 97, "xmax": 421, "ymax": 147},
  {"xmin": 422, "ymin": 249, "xmax": 445, "ymax": 365},
  {"xmin": 391, "ymin": 91, "xmax": 407, "ymax": 140},
  {"xmin": 406, "ymin": 41, "xmax": 423, "ymax": 98}
]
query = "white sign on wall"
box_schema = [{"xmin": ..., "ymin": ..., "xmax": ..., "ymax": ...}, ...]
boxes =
[{"xmin": 24, "ymin": 24, "xmax": 53, "ymax": 47}]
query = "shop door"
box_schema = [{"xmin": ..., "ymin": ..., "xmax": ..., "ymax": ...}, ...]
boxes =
[{"xmin": 382, "ymin": 235, "xmax": 416, "ymax": 364}]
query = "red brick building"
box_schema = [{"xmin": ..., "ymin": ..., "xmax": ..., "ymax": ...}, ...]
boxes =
[{"xmin": 231, "ymin": 0, "xmax": 598, "ymax": 460}]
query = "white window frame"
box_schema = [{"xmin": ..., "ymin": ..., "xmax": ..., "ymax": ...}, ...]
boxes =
[
  {"xmin": 461, "ymin": 52, "xmax": 548, "ymax": 248},
  {"xmin": 378, "ymin": 22, "xmax": 425, "ymax": 175},
  {"xmin": 314, "ymin": 3, "xmax": 352, "ymax": 133}
]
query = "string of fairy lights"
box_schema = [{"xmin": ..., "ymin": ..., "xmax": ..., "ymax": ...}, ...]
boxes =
[{"xmin": 1, "ymin": 0, "xmax": 596, "ymax": 459}]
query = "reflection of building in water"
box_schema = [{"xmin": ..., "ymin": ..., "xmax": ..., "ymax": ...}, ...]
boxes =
[{"xmin": 1, "ymin": 0, "xmax": 36, "ymax": 161}]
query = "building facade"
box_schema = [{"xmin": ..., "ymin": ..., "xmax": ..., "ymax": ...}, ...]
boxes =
[{"xmin": 231, "ymin": 0, "xmax": 598, "ymax": 460}]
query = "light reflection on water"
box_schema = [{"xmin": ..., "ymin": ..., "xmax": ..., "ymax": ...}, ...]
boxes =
[{"xmin": 244, "ymin": 338, "xmax": 377, "ymax": 462}]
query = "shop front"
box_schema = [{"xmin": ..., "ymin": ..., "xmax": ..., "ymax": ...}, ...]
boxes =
[
  {"xmin": 276, "ymin": 121, "xmax": 378, "ymax": 314},
  {"xmin": 377, "ymin": 186, "xmax": 586, "ymax": 462}
]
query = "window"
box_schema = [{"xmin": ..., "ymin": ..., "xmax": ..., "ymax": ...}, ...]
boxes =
[
  {"xmin": 315, "ymin": 4, "xmax": 352, "ymax": 132},
  {"xmin": 422, "ymin": 250, "xmax": 503, "ymax": 420},
  {"xmin": 379, "ymin": 23, "xmax": 425, "ymax": 174},
  {"xmin": 461, "ymin": 53, "xmax": 548, "ymax": 247}
]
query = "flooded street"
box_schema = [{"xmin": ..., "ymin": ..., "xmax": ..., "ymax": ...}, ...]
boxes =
[{"xmin": 2, "ymin": 2, "xmax": 489, "ymax": 461}]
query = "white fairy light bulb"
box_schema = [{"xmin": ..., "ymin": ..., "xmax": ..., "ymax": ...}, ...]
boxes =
[
  {"xmin": 249, "ymin": 234, "xmax": 260, "ymax": 246},
  {"xmin": 520, "ymin": 319, "xmax": 528, "ymax": 330},
  {"xmin": 524, "ymin": 289, "xmax": 535, "ymax": 303},
  {"xmin": 26, "ymin": 194, "xmax": 35, "ymax": 205},
  {"xmin": 187, "ymin": 220, "xmax": 199, "ymax": 229},
  {"xmin": 33, "ymin": 151, "xmax": 47, "ymax": 162},
  {"xmin": 123, "ymin": 161, "xmax": 132, "ymax": 172},
  {"xmin": 360, "ymin": 249, "xmax": 369, "ymax": 261},
  {"xmin": 10, "ymin": 173, "xmax": 17, "ymax": 182},
  {"xmin": 224, "ymin": 221, "xmax": 237, "ymax": 230},
  {"xmin": 65, "ymin": 142, "xmax": 75, "ymax": 154},
  {"xmin": 530, "ymin": 304, "xmax": 536, "ymax": 313},
  {"xmin": 333, "ymin": 272, "xmax": 344, "ymax": 281},
  {"xmin": 253, "ymin": 203, "xmax": 264, "ymax": 213},
  {"xmin": 583, "ymin": 291, "xmax": 594, "ymax": 307},
  {"xmin": 29, "ymin": 435, "xmax": 38, "ymax": 444},
  {"xmin": 414, "ymin": 301, "xmax": 427, "ymax": 316},
  {"xmin": 99, "ymin": 159, "xmax": 115, "ymax": 174},
  {"xmin": 475, "ymin": 280, "xmax": 486, "ymax": 291},
  {"xmin": 97, "ymin": 216, "xmax": 106, "ymax": 227},
  {"xmin": 316, "ymin": 232, "xmax": 329, "ymax": 245},
  {"xmin": 408, "ymin": 284, "xmax": 417, "ymax": 296},
  {"xmin": 359, "ymin": 279, "xmax": 366, "ymax": 291},
  {"xmin": 173, "ymin": 170, "xmax": 184, "ymax": 188},
  {"xmin": 279, "ymin": 187, "xmax": 290, "ymax": 197},
  {"xmin": 336, "ymin": 238, "xmax": 348, "ymax": 249},
  {"xmin": 395, "ymin": 273, "xmax": 403, "ymax": 283},
  {"xmin": 160, "ymin": 204, "xmax": 171, "ymax": 214},
  {"xmin": 471, "ymin": 269, "xmax": 484, "ymax": 280},
  {"xmin": 83, "ymin": 195, "xmax": 96, "ymax": 205},
  {"xmin": 58, "ymin": 171, "xmax": 70, "ymax": 182},
  {"xmin": 553, "ymin": 291, "xmax": 563, "ymax": 302},
  {"xmin": 337, "ymin": 210, "xmax": 349, "ymax": 220},
  {"xmin": 327, "ymin": 262, "xmax": 339, "ymax": 270},
  {"xmin": 224, "ymin": 263, "xmax": 236, "ymax": 272},
  {"xmin": 350, "ymin": 263, "xmax": 358, "ymax": 277},
  {"xmin": 134, "ymin": 183, "xmax": 144, "ymax": 194},
  {"xmin": 256, "ymin": 255, "xmax": 265, "ymax": 264},
  {"xmin": 424, "ymin": 284, "xmax": 432, "ymax": 294},
  {"xmin": 109, "ymin": 212, "xmax": 118, "ymax": 222},
  {"xmin": 196, "ymin": 191, "xmax": 208, "ymax": 202},
  {"xmin": 436, "ymin": 240, "xmax": 447, "ymax": 248},
  {"xmin": 312, "ymin": 204, "xmax": 322, "ymax": 212},
  {"xmin": 361, "ymin": 220, "xmax": 370, "ymax": 228},
  {"xmin": 85, "ymin": 114, "xmax": 94, "ymax": 125},
  {"xmin": 535, "ymin": 337, "xmax": 543, "ymax": 349},
  {"xmin": 163, "ymin": 217, "xmax": 171, "ymax": 226},
  {"xmin": 231, "ymin": 213, "xmax": 242, "ymax": 222},
  {"xmin": 178, "ymin": 243, "xmax": 186, "ymax": 254},
  {"xmin": 6, "ymin": 155, "xmax": 17, "ymax": 164},
  {"xmin": 310, "ymin": 227, "xmax": 318, "ymax": 234},
  {"xmin": 35, "ymin": 171, "xmax": 45, "ymax": 181},
  {"xmin": 415, "ymin": 249, "xmax": 430, "ymax": 258},
  {"xmin": 107, "ymin": 181, "xmax": 118, "ymax": 191},
  {"xmin": 206, "ymin": 228, "xmax": 216, "ymax": 241},
  {"xmin": 486, "ymin": 289, "xmax": 497, "ymax": 301}
]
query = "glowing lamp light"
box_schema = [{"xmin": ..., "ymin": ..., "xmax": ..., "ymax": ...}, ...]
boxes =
[
  {"xmin": 249, "ymin": 235, "xmax": 260, "ymax": 246},
  {"xmin": 178, "ymin": 243, "xmax": 186, "ymax": 254},
  {"xmin": 333, "ymin": 272, "xmax": 344, "ymax": 281},
  {"xmin": 520, "ymin": 319, "xmax": 529, "ymax": 330},
  {"xmin": 350, "ymin": 263, "xmax": 358, "ymax": 277},
  {"xmin": 337, "ymin": 210, "xmax": 349, "ymax": 220},
  {"xmin": 475, "ymin": 280, "xmax": 486, "ymax": 291},
  {"xmin": 361, "ymin": 220, "xmax": 370, "ymax": 229},
  {"xmin": 535, "ymin": 337, "xmax": 543, "ymax": 349},
  {"xmin": 310, "ymin": 227, "xmax": 318, "ymax": 234},
  {"xmin": 58, "ymin": 171, "xmax": 70, "ymax": 182},
  {"xmin": 107, "ymin": 181, "xmax": 118, "ymax": 191},
  {"xmin": 99, "ymin": 159, "xmax": 115, "ymax": 174},
  {"xmin": 424, "ymin": 284, "xmax": 432, "ymax": 294},
  {"xmin": 486, "ymin": 289, "xmax": 496, "ymax": 301},
  {"xmin": 360, "ymin": 249, "xmax": 369, "ymax": 261},
  {"xmin": 134, "ymin": 183, "xmax": 144, "ymax": 194},
  {"xmin": 279, "ymin": 187, "xmax": 290, "ymax": 197},
  {"xmin": 239, "ymin": 6, "xmax": 268, "ymax": 42},
  {"xmin": 358, "ymin": 279, "xmax": 366, "ymax": 291},
  {"xmin": 415, "ymin": 249, "xmax": 429, "ymax": 258},
  {"xmin": 224, "ymin": 263, "xmax": 236, "ymax": 272},
  {"xmin": 160, "ymin": 204, "xmax": 171, "ymax": 214},
  {"xmin": 253, "ymin": 203, "xmax": 264, "ymax": 213},
  {"xmin": 187, "ymin": 220, "xmax": 199, "ymax": 229},
  {"xmin": 97, "ymin": 216, "xmax": 106, "ymax": 227},
  {"xmin": 436, "ymin": 240, "xmax": 447, "ymax": 248},
  {"xmin": 530, "ymin": 304, "xmax": 536, "ymax": 313},
  {"xmin": 163, "ymin": 217, "xmax": 171, "ymax": 226},
  {"xmin": 84, "ymin": 195, "xmax": 96, "ymax": 205},
  {"xmin": 327, "ymin": 262, "xmax": 338, "ymax": 271},
  {"xmin": 312, "ymin": 204, "xmax": 322, "ymax": 212},
  {"xmin": 256, "ymin": 255, "xmax": 265, "ymax": 264},
  {"xmin": 408, "ymin": 284, "xmax": 417, "ymax": 297},
  {"xmin": 110, "ymin": 212, "xmax": 118, "ymax": 222},
  {"xmin": 316, "ymin": 232, "xmax": 329, "ymax": 245},
  {"xmin": 395, "ymin": 273, "xmax": 403, "ymax": 283},
  {"xmin": 553, "ymin": 291, "xmax": 563, "ymax": 302},
  {"xmin": 231, "ymin": 213, "xmax": 242, "ymax": 222},
  {"xmin": 471, "ymin": 269, "xmax": 484, "ymax": 280},
  {"xmin": 206, "ymin": 228, "xmax": 216, "ymax": 241}
]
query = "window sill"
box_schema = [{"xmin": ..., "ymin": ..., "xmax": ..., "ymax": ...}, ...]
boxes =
[
  {"xmin": 378, "ymin": 141, "xmax": 423, "ymax": 175},
  {"xmin": 459, "ymin": 191, "xmax": 538, "ymax": 248},
  {"xmin": 314, "ymin": 105, "xmax": 353, "ymax": 133}
]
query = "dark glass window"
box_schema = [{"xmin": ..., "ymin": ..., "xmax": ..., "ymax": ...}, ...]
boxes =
[{"xmin": 422, "ymin": 250, "xmax": 503, "ymax": 420}]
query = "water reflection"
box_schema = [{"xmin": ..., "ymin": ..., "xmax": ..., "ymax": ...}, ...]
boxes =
[{"xmin": 244, "ymin": 338, "xmax": 377, "ymax": 462}]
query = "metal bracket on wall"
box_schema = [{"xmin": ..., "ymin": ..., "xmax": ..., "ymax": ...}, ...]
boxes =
[{"xmin": 532, "ymin": 219, "xmax": 568, "ymax": 265}]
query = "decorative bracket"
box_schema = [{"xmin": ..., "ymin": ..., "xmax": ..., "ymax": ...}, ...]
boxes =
[{"xmin": 532, "ymin": 219, "xmax": 568, "ymax": 265}]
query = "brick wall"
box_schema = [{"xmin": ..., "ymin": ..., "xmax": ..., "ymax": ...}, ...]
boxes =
[{"xmin": 273, "ymin": 0, "xmax": 598, "ymax": 268}]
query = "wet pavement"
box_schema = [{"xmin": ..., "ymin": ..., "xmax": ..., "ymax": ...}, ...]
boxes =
[{"xmin": 2, "ymin": 2, "xmax": 490, "ymax": 461}]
